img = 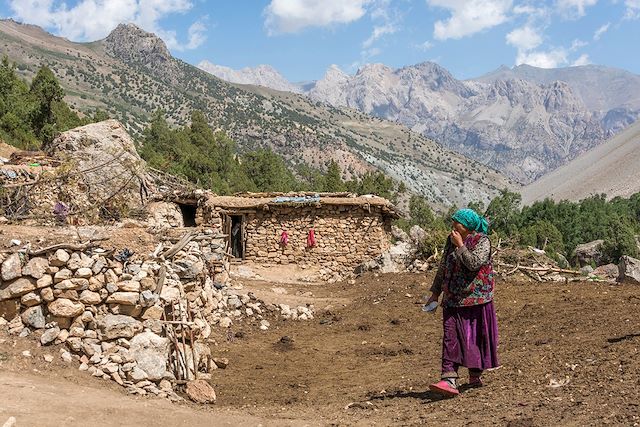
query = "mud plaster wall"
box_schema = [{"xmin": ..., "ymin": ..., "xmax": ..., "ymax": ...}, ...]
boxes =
[{"xmin": 239, "ymin": 205, "xmax": 392, "ymax": 268}]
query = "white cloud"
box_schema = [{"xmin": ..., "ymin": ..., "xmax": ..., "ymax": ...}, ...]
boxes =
[
  {"xmin": 572, "ymin": 53, "xmax": 590, "ymax": 66},
  {"xmin": 556, "ymin": 0, "xmax": 598, "ymax": 18},
  {"xmin": 570, "ymin": 38, "xmax": 588, "ymax": 50},
  {"xmin": 363, "ymin": 22, "xmax": 397, "ymax": 48},
  {"xmin": 264, "ymin": 0, "xmax": 371, "ymax": 34},
  {"xmin": 506, "ymin": 26, "xmax": 542, "ymax": 50},
  {"xmin": 593, "ymin": 22, "xmax": 610, "ymax": 40},
  {"xmin": 419, "ymin": 40, "xmax": 434, "ymax": 50},
  {"xmin": 515, "ymin": 48, "xmax": 567, "ymax": 68},
  {"xmin": 624, "ymin": 0, "xmax": 640, "ymax": 19},
  {"xmin": 507, "ymin": 25, "xmax": 571, "ymax": 68},
  {"xmin": 428, "ymin": 0, "xmax": 513, "ymax": 40},
  {"xmin": 8, "ymin": 0, "xmax": 205, "ymax": 50}
]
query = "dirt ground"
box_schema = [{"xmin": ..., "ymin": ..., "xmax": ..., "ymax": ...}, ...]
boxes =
[{"xmin": 2, "ymin": 271, "xmax": 640, "ymax": 426}]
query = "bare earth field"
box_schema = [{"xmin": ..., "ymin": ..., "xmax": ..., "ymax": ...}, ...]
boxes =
[{"xmin": 2, "ymin": 272, "xmax": 640, "ymax": 426}]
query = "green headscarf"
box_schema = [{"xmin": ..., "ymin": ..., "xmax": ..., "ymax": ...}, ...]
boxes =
[{"xmin": 451, "ymin": 208, "xmax": 489, "ymax": 234}]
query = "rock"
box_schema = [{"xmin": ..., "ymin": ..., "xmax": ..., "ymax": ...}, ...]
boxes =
[
  {"xmin": 21, "ymin": 292, "xmax": 41, "ymax": 307},
  {"xmin": 75, "ymin": 267, "xmax": 93, "ymax": 278},
  {"xmin": 574, "ymin": 240, "xmax": 605, "ymax": 267},
  {"xmin": 129, "ymin": 331, "xmax": 169, "ymax": 381},
  {"xmin": 580, "ymin": 265, "xmax": 594, "ymax": 275},
  {"xmin": 147, "ymin": 201, "xmax": 184, "ymax": 228},
  {"xmin": 129, "ymin": 366, "xmax": 148, "ymax": 381},
  {"xmin": 409, "ymin": 225, "xmax": 428, "ymax": 244},
  {"xmin": 43, "ymin": 354, "xmax": 54, "ymax": 362},
  {"xmin": 22, "ymin": 350, "xmax": 31, "ymax": 357},
  {"xmin": 391, "ymin": 225, "xmax": 409, "ymax": 242},
  {"xmin": 219, "ymin": 317, "xmax": 232, "ymax": 328},
  {"xmin": 22, "ymin": 257, "xmax": 49, "ymax": 279},
  {"xmin": 97, "ymin": 314, "xmax": 142, "ymax": 339},
  {"xmin": 79, "ymin": 290, "xmax": 102, "ymax": 305},
  {"xmin": 139, "ymin": 290, "xmax": 158, "ymax": 307},
  {"xmin": 54, "ymin": 269, "xmax": 73, "ymax": 283},
  {"xmin": 117, "ymin": 280, "xmax": 141, "ymax": 292},
  {"xmin": 36, "ymin": 274, "xmax": 53, "ymax": 289},
  {"xmin": 1, "ymin": 253, "xmax": 23, "ymax": 281},
  {"xmin": 106, "ymin": 292, "xmax": 139, "ymax": 305},
  {"xmin": 141, "ymin": 305, "xmax": 164, "ymax": 320},
  {"xmin": 21, "ymin": 306, "xmax": 46, "ymax": 329},
  {"xmin": 67, "ymin": 253, "xmax": 82, "ymax": 270},
  {"xmin": 213, "ymin": 357, "xmax": 229, "ymax": 369},
  {"xmin": 61, "ymin": 351, "xmax": 73, "ymax": 363},
  {"xmin": 618, "ymin": 256, "xmax": 640, "ymax": 284},
  {"xmin": 40, "ymin": 327, "xmax": 60, "ymax": 345},
  {"xmin": 66, "ymin": 337, "xmax": 83, "ymax": 352},
  {"xmin": 43, "ymin": 120, "xmax": 152, "ymax": 213},
  {"xmin": 593, "ymin": 263, "xmax": 619, "ymax": 280},
  {"xmin": 48, "ymin": 299, "xmax": 85, "ymax": 317},
  {"xmin": 0, "ymin": 277, "xmax": 37, "ymax": 301},
  {"xmin": 160, "ymin": 287, "xmax": 180, "ymax": 303},
  {"xmin": 159, "ymin": 379, "xmax": 172, "ymax": 391},
  {"xmin": 185, "ymin": 380, "xmax": 216, "ymax": 404},
  {"xmin": 55, "ymin": 329, "xmax": 69, "ymax": 343},
  {"xmin": 40, "ymin": 287, "xmax": 54, "ymax": 302},
  {"xmin": 49, "ymin": 249, "xmax": 70, "ymax": 267}
]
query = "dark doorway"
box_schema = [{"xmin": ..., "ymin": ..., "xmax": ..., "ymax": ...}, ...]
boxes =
[
  {"xmin": 178, "ymin": 203, "xmax": 197, "ymax": 227},
  {"xmin": 231, "ymin": 215, "xmax": 243, "ymax": 259}
]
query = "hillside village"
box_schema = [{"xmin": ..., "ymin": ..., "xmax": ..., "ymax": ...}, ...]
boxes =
[{"xmin": 1, "ymin": 11, "xmax": 640, "ymax": 427}]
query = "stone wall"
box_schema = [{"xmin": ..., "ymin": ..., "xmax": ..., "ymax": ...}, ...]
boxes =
[
  {"xmin": 239, "ymin": 205, "xmax": 392, "ymax": 271},
  {"xmin": 0, "ymin": 219, "xmax": 315, "ymax": 400}
]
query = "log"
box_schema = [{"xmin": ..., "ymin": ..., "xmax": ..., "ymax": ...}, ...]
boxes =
[
  {"xmin": 27, "ymin": 238, "xmax": 109, "ymax": 256},
  {"xmin": 162, "ymin": 231, "xmax": 196, "ymax": 258}
]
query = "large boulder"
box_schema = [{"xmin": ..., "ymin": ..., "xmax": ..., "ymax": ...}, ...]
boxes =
[
  {"xmin": 97, "ymin": 314, "xmax": 142, "ymax": 339},
  {"xmin": 618, "ymin": 256, "xmax": 640, "ymax": 284},
  {"xmin": 129, "ymin": 331, "xmax": 169, "ymax": 381},
  {"xmin": 42, "ymin": 120, "xmax": 154, "ymax": 214},
  {"xmin": 574, "ymin": 240, "xmax": 605, "ymax": 267},
  {"xmin": 146, "ymin": 201, "xmax": 184, "ymax": 228}
]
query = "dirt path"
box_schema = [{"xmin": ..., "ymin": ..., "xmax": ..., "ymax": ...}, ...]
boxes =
[{"xmin": 0, "ymin": 370, "xmax": 316, "ymax": 427}]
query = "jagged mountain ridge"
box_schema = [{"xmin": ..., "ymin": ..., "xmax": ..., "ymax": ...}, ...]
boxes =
[
  {"xmin": 200, "ymin": 60, "xmax": 640, "ymax": 184},
  {"xmin": 0, "ymin": 20, "xmax": 513, "ymax": 208}
]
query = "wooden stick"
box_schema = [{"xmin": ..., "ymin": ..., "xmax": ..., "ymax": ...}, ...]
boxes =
[
  {"xmin": 497, "ymin": 263, "xmax": 581, "ymax": 275},
  {"xmin": 154, "ymin": 265, "xmax": 167, "ymax": 295},
  {"xmin": 162, "ymin": 231, "xmax": 195, "ymax": 258},
  {"xmin": 27, "ymin": 238, "xmax": 109, "ymax": 256}
]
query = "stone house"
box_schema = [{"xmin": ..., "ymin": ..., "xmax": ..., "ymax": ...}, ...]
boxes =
[{"xmin": 191, "ymin": 192, "xmax": 400, "ymax": 272}]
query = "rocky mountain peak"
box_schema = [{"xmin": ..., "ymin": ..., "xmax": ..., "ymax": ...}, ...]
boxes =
[{"xmin": 102, "ymin": 23, "xmax": 179, "ymax": 83}]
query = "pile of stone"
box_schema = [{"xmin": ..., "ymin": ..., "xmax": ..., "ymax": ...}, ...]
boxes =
[{"xmin": 0, "ymin": 228, "xmax": 313, "ymax": 400}]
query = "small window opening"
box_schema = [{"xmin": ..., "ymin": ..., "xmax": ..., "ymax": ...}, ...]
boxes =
[
  {"xmin": 231, "ymin": 215, "xmax": 244, "ymax": 259},
  {"xmin": 178, "ymin": 203, "xmax": 197, "ymax": 227}
]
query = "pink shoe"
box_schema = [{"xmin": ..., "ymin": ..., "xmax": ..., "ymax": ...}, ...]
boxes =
[
  {"xmin": 429, "ymin": 380, "xmax": 459, "ymax": 397},
  {"xmin": 469, "ymin": 376, "xmax": 483, "ymax": 387}
]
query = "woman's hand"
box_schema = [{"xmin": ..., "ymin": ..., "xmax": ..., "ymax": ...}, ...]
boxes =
[
  {"xmin": 426, "ymin": 292, "xmax": 440, "ymax": 304},
  {"xmin": 450, "ymin": 230, "xmax": 464, "ymax": 248}
]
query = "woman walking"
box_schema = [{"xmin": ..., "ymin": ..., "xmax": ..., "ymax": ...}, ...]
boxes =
[{"xmin": 426, "ymin": 208, "xmax": 499, "ymax": 397}]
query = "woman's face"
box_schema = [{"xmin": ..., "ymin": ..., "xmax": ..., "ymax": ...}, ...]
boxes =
[{"xmin": 452, "ymin": 221, "xmax": 470, "ymax": 236}]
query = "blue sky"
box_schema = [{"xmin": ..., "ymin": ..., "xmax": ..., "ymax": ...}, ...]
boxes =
[{"xmin": 1, "ymin": 0, "xmax": 639, "ymax": 82}]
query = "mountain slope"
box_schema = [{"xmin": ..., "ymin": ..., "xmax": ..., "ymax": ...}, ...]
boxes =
[
  {"xmin": 0, "ymin": 19, "xmax": 513, "ymax": 208},
  {"xmin": 521, "ymin": 119, "xmax": 640, "ymax": 204},
  {"xmin": 197, "ymin": 60, "xmax": 303, "ymax": 93}
]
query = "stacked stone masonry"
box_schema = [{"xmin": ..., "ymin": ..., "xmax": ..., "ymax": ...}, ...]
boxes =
[{"xmin": 229, "ymin": 205, "xmax": 392, "ymax": 269}]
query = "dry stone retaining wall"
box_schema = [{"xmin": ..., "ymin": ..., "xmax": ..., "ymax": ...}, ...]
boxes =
[{"xmin": 0, "ymin": 225, "xmax": 314, "ymax": 399}]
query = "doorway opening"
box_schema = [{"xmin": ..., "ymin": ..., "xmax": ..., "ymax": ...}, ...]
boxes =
[
  {"xmin": 177, "ymin": 203, "xmax": 197, "ymax": 227},
  {"xmin": 231, "ymin": 215, "xmax": 244, "ymax": 259}
]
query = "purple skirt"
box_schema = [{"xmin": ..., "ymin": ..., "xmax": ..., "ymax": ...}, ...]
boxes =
[{"xmin": 441, "ymin": 301, "xmax": 499, "ymax": 374}]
